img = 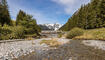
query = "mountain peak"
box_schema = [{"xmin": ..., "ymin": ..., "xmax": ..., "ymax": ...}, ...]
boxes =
[{"xmin": 39, "ymin": 23, "xmax": 63, "ymax": 31}]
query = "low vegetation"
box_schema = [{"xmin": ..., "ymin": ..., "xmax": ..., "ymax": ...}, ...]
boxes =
[
  {"xmin": 58, "ymin": 33, "xmax": 64, "ymax": 38},
  {"xmin": 40, "ymin": 39, "xmax": 60, "ymax": 47},
  {"xmin": 25, "ymin": 34, "xmax": 38, "ymax": 40},
  {"xmin": 74, "ymin": 28, "xmax": 105, "ymax": 40},
  {"xmin": 66, "ymin": 27, "xmax": 84, "ymax": 39},
  {"xmin": 66, "ymin": 28, "xmax": 105, "ymax": 40},
  {"xmin": 0, "ymin": 24, "xmax": 25, "ymax": 40}
]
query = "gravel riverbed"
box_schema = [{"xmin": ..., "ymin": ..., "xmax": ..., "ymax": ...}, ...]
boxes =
[
  {"xmin": 16, "ymin": 40, "xmax": 105, "ymax": 60},
  {"xmin": 0, "ymin": 38, "xmax": 69, "ymax": 60},
  {"xmin": 0, "ymin": 38, "xmax": 48, "ymax": 60},
  {"xmin": 83, "ymin": 40, "xmax": 105, "ymax": 50},
  {"xmin": 0, "ymin": 39, "xmax": 105, "ymax": 60}
]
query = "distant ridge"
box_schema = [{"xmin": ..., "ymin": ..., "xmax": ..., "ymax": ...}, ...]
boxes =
[{"xmin": 39, "ymin": 23, "xmax": 63, "ymax": 31}]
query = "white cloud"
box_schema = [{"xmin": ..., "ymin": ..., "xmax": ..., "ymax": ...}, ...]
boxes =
[
  {"xmin": 52, "ymin": 0, "xmax": 90, "ymax": 15},
  {"xmin": 52, "ymin": 0, "xmax": 75, "ymax": 5},
  {"xmin": 7, "ymin": 0, "xmax": 90, "ymax": 24},
  {"xmin": 7, "ymin": 0, "xmax": 57, "ymax": 24}
]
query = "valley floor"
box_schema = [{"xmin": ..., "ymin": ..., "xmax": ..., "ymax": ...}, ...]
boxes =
[
  {"xmin": 17, "ymin": 40, "xmax": 105, "ymax": 60},
  {"xmin": 0, "ymin": 38, "xmax": 105, "ymax": 60}
]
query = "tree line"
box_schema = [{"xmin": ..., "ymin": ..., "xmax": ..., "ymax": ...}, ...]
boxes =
[
  {"xmin": 60, "ymin": 0, "xmax": 105, "ymax": 31},
  {"xmin": 0, "ymin": 0, "xmax": 41, "ymax": 40}
]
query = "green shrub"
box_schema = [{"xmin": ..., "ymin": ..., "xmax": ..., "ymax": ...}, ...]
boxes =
[
  {"xmin": 66, "ymin": 27, "xmax": 84, "ymax": 39},
  {"xmin": 0, "ymin": 24, "xmax": 12, "ymax": 40},
  {"xmin": 9, "ymin": 26, "xmax": 25, "ymax": 39},
  {"xmin": 0, "ymin": 24, "xmax": 25, "ymax": 40},
  {"xmin": 24, "ymin": 28, "xmax": 36, "ymax": 34},
  {"xmin": 0, "ymin": 24, "xmax": 12, "ymax": 34},
  {"xmin": 58, "ymin": 33, "xmax": 63, "ymax": 38}
]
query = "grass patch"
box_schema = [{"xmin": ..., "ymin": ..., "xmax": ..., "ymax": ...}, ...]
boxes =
[
  {"xmin": 66, "ymin": 27, "xmax": 84, "ymax": 39},
  {"xmin": 24, "ymin": 34, "xmax": 40, "ymax": 40},
  {"xmin": 58, "ymin": 33, "xmax": 64, "ymax": 38},
  {"xmin": 73, "ymin": 28, "xmax": 105, "ymax": 40},
  {"xmin": 40, "ymin": 39, "xmax": 60, "ymax": 47}
]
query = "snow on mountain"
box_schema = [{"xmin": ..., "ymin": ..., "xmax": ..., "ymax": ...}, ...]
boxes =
[{"xmin": 39, "ymin": 23, "xmax": 63, "ymax": 31}]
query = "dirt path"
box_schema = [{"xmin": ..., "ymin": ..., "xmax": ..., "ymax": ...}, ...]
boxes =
[{"xmin": 16, "ymin": 40, "xmax": 105, "ymax": 60}]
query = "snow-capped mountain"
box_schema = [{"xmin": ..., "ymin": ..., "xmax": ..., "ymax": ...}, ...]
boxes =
[{"xmin": 39, "ymin": 23, "xmax": 63, "ymax": 31}]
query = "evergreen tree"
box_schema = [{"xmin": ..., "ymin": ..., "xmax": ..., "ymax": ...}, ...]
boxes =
[
  {"xmin": 60, "ymin": 0, "xmax": 105, "ymax": 31},
  {"xmin": 16, "ymin": 10, "xmax": 41, "ymax": 35},
  {"xmin": 16, "ymin": 10, "xmax": 26, "ymax": 25},
  {"xmin": 0, "ymin": 0, "xmax": 11, "ymax": 26},
  {"xmin": 100, "ymin": 0, "xmax": 105, "ymax": 26},
  {"xmin": 0, "ymin": 2, "xmax": 3, "ymax": 25}
]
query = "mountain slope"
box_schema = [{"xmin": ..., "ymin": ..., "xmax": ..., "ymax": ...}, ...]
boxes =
[{"xmin": 60, "ymin": 0, "xmax": 105, "ymax": 31}]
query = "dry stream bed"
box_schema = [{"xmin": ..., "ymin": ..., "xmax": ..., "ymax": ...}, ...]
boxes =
[{"xmin": 16, "ymin": 40, "xmax": 105, "ymax": 60}]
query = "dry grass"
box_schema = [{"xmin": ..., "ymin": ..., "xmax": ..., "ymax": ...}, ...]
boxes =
[
  {"xmin": 66, "ymin": 27, "xmax": 84, "ymax": 39},
  {"xmin": 73, "ymin": 28, "xmax": 105, "ymax": 40},
  {"xmin": 58, "ymin": 33, "xmax": 63, "ymax": 38},
  {"xmin": 40, "ymin": 38, "xmax": 61, "ymax": 47},
  {"xmin": 73, "ymin": 34, "xmax": 94, "ymax": 40},
  {"xmin": 24, "ymin": 34, "xmax": 37, "ymax": 40},
  {"xmin": 25, "ymin": 37, "xmax": 34, "ymax": 40}
]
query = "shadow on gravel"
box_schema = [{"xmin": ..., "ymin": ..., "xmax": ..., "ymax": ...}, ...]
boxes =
[{"xmin": 15, "ymin": 40, "xmax": 105, "ymax": 60}]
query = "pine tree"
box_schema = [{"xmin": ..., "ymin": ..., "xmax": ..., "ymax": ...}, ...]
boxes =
[
  {"xmin": 16, "ymin": 10, "xmax": 41, "ymax": 35},
  {"xmin": 0, "ymin": 2, "xmax": 3, "ymax": 25},
  {"xmin": 16, "ymin": 10, "xmax": 26, "ymax": 25},
  {"xmin": 100, "ymin": 0, "xmax": 105, "ymax": 26},
  {"xmin": 60, "ymin": 0, "xmax": 105, "ymax": 31},
  {"xmin": 0, "ymin": 0, "xmax": 11, "ymax": 26},
  {"xmin": 92, "ymin": 0, "xmax": 102, "ymax": 28}
]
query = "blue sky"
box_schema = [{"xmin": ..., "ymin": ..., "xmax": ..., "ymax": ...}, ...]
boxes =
[{"xmin": 7, "ymin": 0, "xmax": 90, "ymax": 24}]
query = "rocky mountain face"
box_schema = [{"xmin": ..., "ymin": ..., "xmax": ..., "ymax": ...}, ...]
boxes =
[{"xmin": 39, "ymin": 23, "xmax": 63, "ymax": 31}]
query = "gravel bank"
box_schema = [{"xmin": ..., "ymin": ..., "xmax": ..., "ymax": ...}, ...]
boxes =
[
  {"xmin": 17, "ymin": 40, "xmax": 105, "ymax": 60},
  {"xmin": 0, "ymin": 38, "xmax": 70, "ymax": 60},
  {"xmin": 0, "ymin": 38, "xmax": 49, "ymax": 60},
  {"xmin": 82, "ymin": 40, "xmax": 105, "ymax": 50}
]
